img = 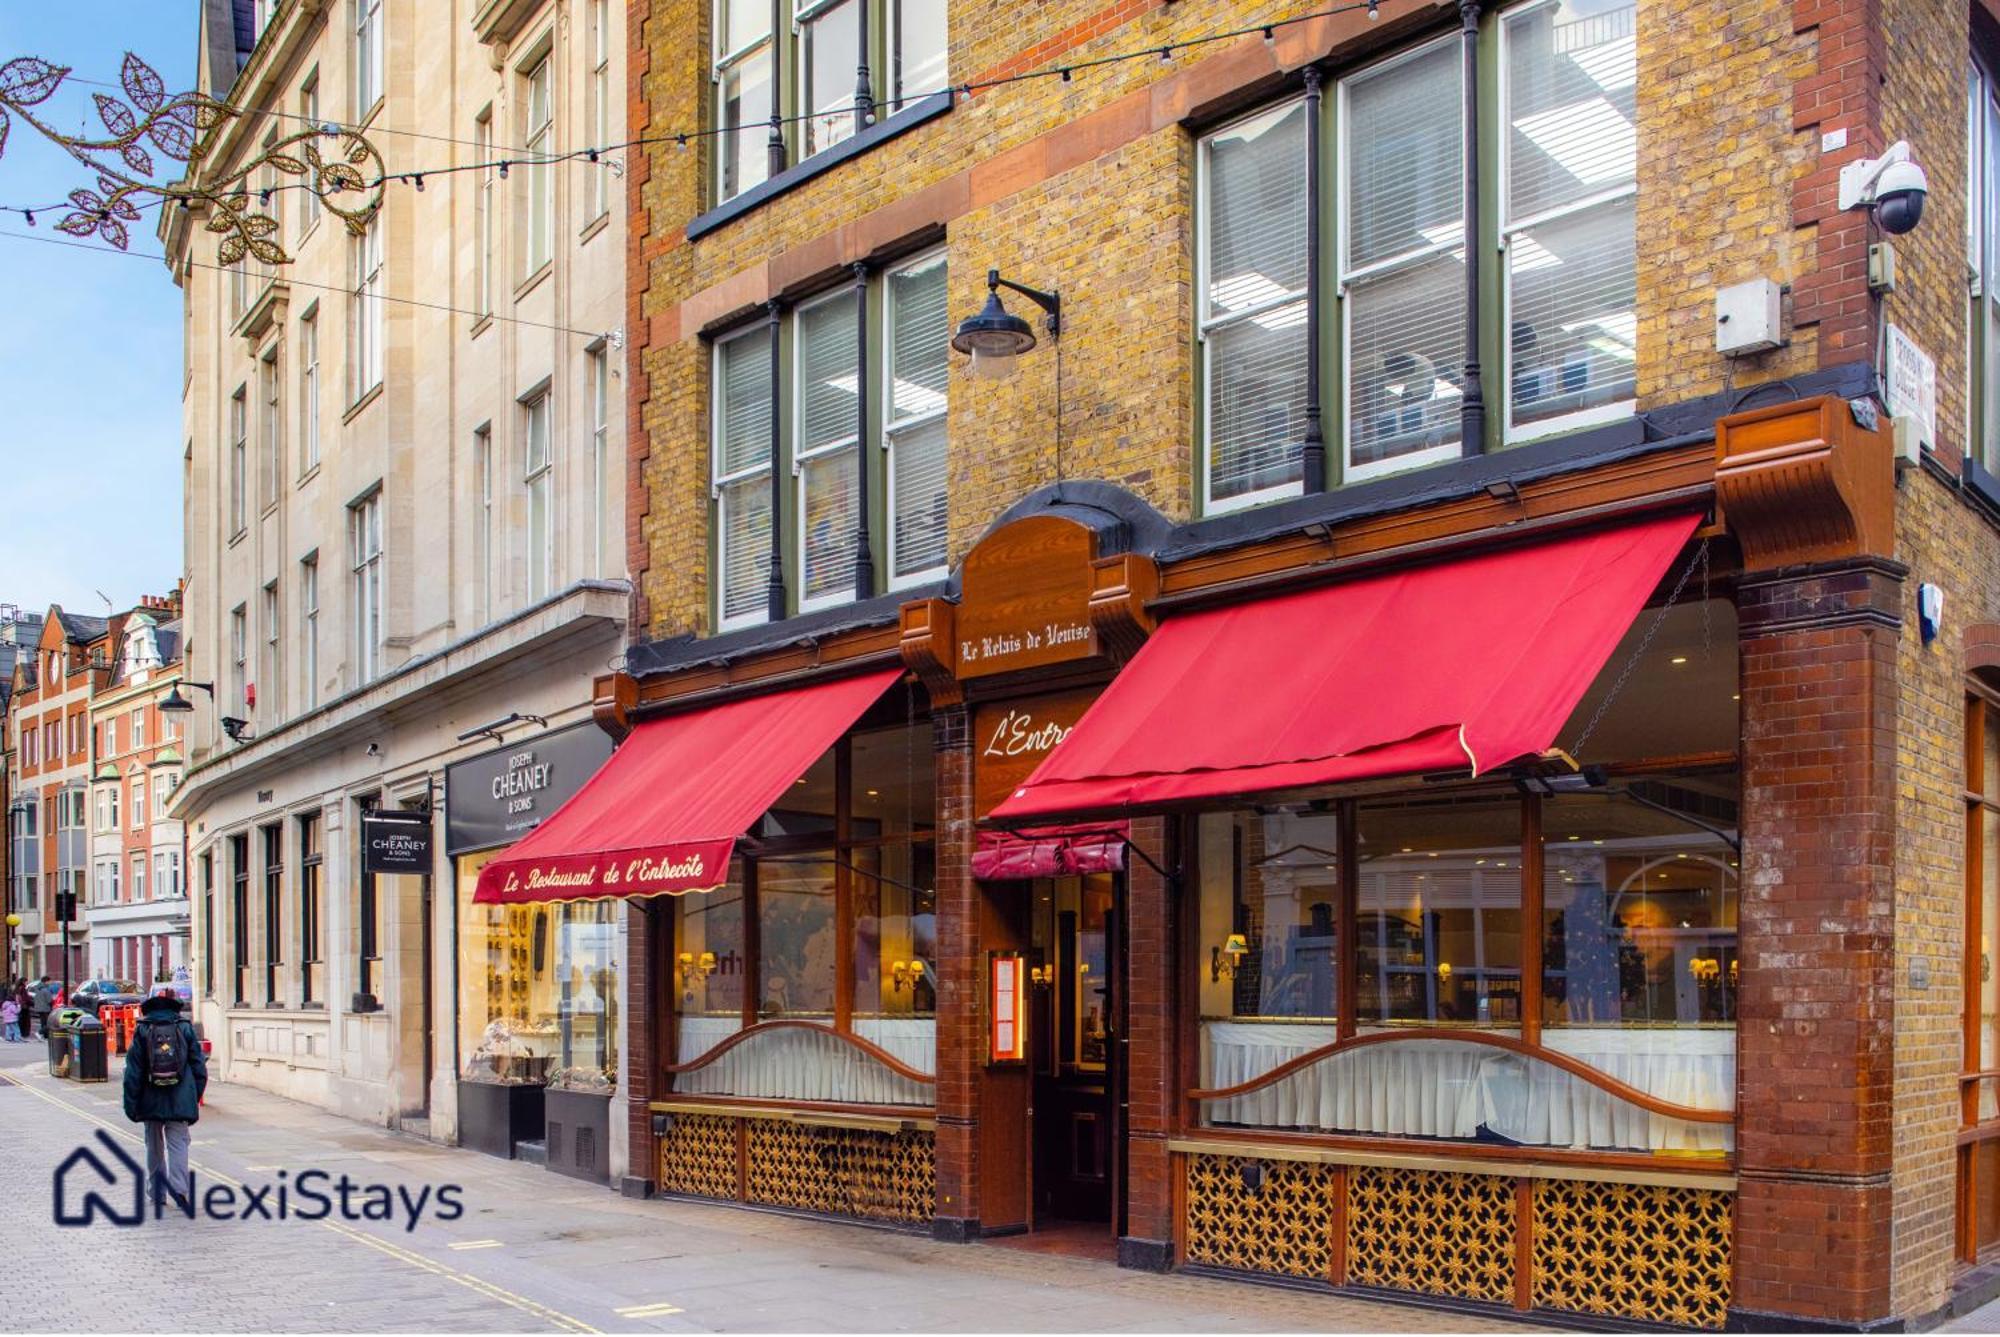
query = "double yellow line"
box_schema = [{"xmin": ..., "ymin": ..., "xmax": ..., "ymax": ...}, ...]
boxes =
[{"xmin": 4, "ymin": 1071, "xmax": 600, "ymax": 1334}]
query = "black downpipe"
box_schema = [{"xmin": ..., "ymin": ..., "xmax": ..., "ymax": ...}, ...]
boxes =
[
  {"xmin": 852, "ymin": 262, "xmax": 876, "ymax": 601},
  {"xmin": 765, "ymin": 0, "xmax": 786, "ymax": 179},
  {"xmin": 765, "ymin": 299, "xmax": 788, "ymax": 622},
  {"xmin": 1301, "ymin": 66, "xmax": 1327, "ymax": 494},
  {"xmin": 853, "ymin": 0, "xmax": 874, "ymax": 134},
  {"xmin": 1458, "ymin": 0, "xmax": 1487, "ymax": 454}
]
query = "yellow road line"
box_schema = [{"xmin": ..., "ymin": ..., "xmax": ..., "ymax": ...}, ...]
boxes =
[{"xmin": 5, "ymin": 1071, "xmax": 600, "ymax": 1334}]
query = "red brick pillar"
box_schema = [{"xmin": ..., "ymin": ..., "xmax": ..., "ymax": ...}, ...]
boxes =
[
  {"xmin": 622, "ymin": 896, "xmax": 657, "ymax": 1196},
  {"xmin": 1732, "ymin": 558, "xmax": 1902, "ymax": 1325},
  {"xmin": 932, "ymin": 705, "xmax": 982, "ymax": 1239},
  {"xmin": 1119, "ymin": 815, "xmax": 1176, "ymax": 1270}
]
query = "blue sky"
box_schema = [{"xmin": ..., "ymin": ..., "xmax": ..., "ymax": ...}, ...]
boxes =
[{"xmin": 0, "ymin": 3, "xmax": 194, "ymax": 621}]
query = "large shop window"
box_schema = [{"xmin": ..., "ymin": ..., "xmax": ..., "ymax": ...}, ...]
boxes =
[
  {"xmin": 670, "ymin": 721, "xmax": 936, "ymax": 1106},
  {"xmin": 1962, "ymin": 689, "xmax": 2000, "ymax": 1262},
  {"xmin": 458, "ymin": 848, "xmax": 622, "ymax": 1093},
  {"xmin": 712, "ymin": 0, "xmax": 949, "ymax": 205},
  {"xmin": 1193, "ymin": 598, "xmax": 1737, "ymax": 1156},
  {"xmin": 1969, "ymin": 58, "xmax": 2000, "ymax": 473},
  {"xmin": 1194, "ymin": 0, "xmax": 1636, "ymax": 512},
  {"xmin": 710, "ymin": 251, "xmax": 949, "ymax": 630}
]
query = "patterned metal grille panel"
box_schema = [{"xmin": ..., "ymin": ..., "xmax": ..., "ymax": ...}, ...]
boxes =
[
  {"xmin": 1346, "ymin": 1165, "xmax": 1515, "ymax": 1303},
  {"xmin": 744, "ymin": 1119, "xmax": 936, "ymax": 1225},
  {"xmin": 1532, "ymin": 1179, "xmax": 1733, "ymax": 1329},
  {"xmin": 1182, "ymin": 1154, "xmax": 1336, "ymax": 1279},
  {"xmin": 657, "ymin": 1112, "xmax": 738, "ymax": 1202}
]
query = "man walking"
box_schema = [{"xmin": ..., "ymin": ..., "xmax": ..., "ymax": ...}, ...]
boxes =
[
  {"xmin": 28, "ymin": 975, "xmax": 53, "ymax": 1040},
  {"xmin": 122, "ymin": 983, "xmax": 206, "ymax": 1213}
]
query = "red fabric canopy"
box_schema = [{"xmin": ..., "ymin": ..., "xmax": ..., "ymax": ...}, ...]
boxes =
[
  {"xmin": 990, "ymin": 512, "xmax": 1699, "ymax": 820},
  {"xmin": 474, "ymin": 668, "xmax": 901, "ymax": 905},
  {"xmin": 971, "ymin": 825, "xmax": 1128, "ymax": 881}
]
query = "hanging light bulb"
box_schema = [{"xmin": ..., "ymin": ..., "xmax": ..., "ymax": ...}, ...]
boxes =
[{"xmin": 498, "ymin": 160, "xmax": 510, "ymax": 179}]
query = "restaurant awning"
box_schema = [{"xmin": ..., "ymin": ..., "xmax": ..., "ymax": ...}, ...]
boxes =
[
  {"xmin": 990, "ymin": 512, "xmax": 1700, "ymax": 820},
  {"xmin": 473, "ymin": 668, "xmax": 901, "ymax": 905},
  {"xmin": 971, "ymin": 824, "xmax": 1129, "ymax": 880}
]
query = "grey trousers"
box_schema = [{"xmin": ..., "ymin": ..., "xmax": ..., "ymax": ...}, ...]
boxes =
[{"xmin": 143, "ymin": 1120, "xmax": 191, "ymax": 1206}]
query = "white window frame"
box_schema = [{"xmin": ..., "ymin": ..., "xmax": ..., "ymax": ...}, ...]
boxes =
[
  {"xmin": 349, "ymin": 223, "xmax": 383, "ymax": 404},
  {"xmin": 1495, "ymin": 0, "xmax": 1638, "ymax": 445},
  {"xmin": 712, "ymin": 323, "xmax": 773, "ymax": 633},
  {"xmin": 353, "ymin": 0, "xmax": 384, "ymax": 119},
  {"xmin": 473, "ymin": 426, "xmax": 494, "ymax": 621},
  {"xmin": 1336, "ymin": 35, "xmax": 1467, "ymax": 486},
  {"xmin": 589, "ymin": 349, "xmax": 611, "ymax": 576},
  {"xmin": 229, "ymin": 385, "xmax": 248, "ymax": 535},
  {"xmin": 523, "ymin": 56, "xmax": 555, "ymax": 278},
  {"xmin": 796, "ymin": 0, "xmax": 860, "ymax": 160},
  {"xmin": 349, "ymin": 490, "xmax": 384, "ymax": 685},
  {"xmin": 301, "ymin": 553, "xmax": 320, "ymax": 710},
  {"xmin": 230, "ymin": 604, "xmax": 247, "ymax": 711},
  {"xmin": 262, "ymin": 579, "xmax": 281, "ymax": 720},
  {"xmin": 299, "ymin": 76, "xmax": 323, "ymax": 237},
  {"xmin": 131, "ymin": 707, "xmax": 145, "ymax": 750},
  {"xmin": 888, "ymin": 0, "xmax": 949, "ymax": 107},
  {"xmin": 260, "ymin": 342, "xmax": 282, "ymax": 509},
  {"xmin": 523, "ymin": 391, "xmax": 555, "ymax": 601},
  {"xmin": 712, "ymin": 0, "xmax": 775, "ymax": 204},
  {"xmin": 793, "ymin": 286, "xmax": 861, "ymax": 614},
  {"xmin": 475, "ymin": 111, "xmax": 495, "ymax": 317},
  {"xmin": 589, "ymin": 0, "xmax": 612, "ymax": 222},
  {"xmin": 1195, "ymin": 98, "xmax": 1310, "ymax": 517},
  {"xmin": 300, "ymin": 304, "xmax": 320, "ymax": 475},
  {"xmin": 129, "ymin": 772, "xmax": 145, "ymax": 832},
  {"xmin": 882, "ymin": 247, "xmax": 948, "ymax": 588}
]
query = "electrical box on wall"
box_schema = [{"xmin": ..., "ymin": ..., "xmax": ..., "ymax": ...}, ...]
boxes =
[{"xmin": 1715, "ymin": 280, "xmax": 1784, "ymax": 356}]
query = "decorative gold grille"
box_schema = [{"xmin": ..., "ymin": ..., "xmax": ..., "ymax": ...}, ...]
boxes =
[
  {"xmin": 1345, "ymin": 1165, "xmax": 1515, "ymax": 1303},
  {"xmin": 1532, "ymin": 1179, "xmax": 1733, "ymax": 1329},
  {"xmin": 1182, "ymin": 1154, "xmax": 1336, "ymax": 1279},
  {"xmin": 744, "ymin": 1120, "xmax": 935, "ymax": 1225},
  {"xmin": 656, "ymin": 1112, "xmax": 738, "ymax": 1202}
]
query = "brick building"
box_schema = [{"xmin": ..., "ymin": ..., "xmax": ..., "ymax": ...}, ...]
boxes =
[{"xmin": 464, "ymin": 0, "xmax": 2000, "ymax": 1328}]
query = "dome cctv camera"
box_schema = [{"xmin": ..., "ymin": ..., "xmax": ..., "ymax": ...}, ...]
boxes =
[
  {"xmin": 1872, "ymin": 158, "xmax": 1927, "ymax": 235},
  {"xmin": 1837, "ymin": 141, "xmax": 1928, "ymax": 235}
]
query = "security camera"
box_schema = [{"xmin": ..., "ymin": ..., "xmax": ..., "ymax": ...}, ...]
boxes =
[{"xmin": 1838, "ymin": 141, "xmax": 1928, "ymax": 235}]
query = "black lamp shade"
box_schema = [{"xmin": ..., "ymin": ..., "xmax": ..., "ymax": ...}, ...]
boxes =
[
  {"xmin": 158, "ymin": 686, "xmax": 194, "ymax": 714},
  {"xmin": 951, "ymin": 290, "xmax": 1037, "ymax": 358}
]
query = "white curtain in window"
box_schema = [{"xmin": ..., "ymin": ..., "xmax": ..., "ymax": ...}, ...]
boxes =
[
  {"xmin": 887, "ymin": 253, "xmax": 948, "ymax": 581},
  {"xmin": 798, "ymin": 295, "xmax": 861, "ymax": 604},
  {"xmin": 1504, "ymin": 0, "xmax": 1637, "ymax": 434},
  {"xmin": 1202, "ymin": 101, "xmax": 1308, "ymax": 508},
  {"xmin": 716, "ymin": 329, "xmax": 773, "ymax": 623},
  {"xmin": 675, "ymin": 1015, "xmax": 935, "ymax": 1105},
  {"xmin": 1342, "ymin": 40, "xmax": 1464, "ymax": 474}
]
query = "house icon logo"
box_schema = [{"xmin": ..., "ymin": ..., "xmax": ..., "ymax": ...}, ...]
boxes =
[{"xmin": 52, "ymin": 1130, "xmax": 144, "ymax": 1227}]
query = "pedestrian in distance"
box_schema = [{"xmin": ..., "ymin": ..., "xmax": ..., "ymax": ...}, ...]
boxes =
[
  {"xmin": 13, "ymin": 979, "xmax": 31, "ymax": 1039},
  {"xmin": 123, "ymin": 983, "xmax": 206, "ymax": 1214},
  {"xmin": 29, "ymin": 975, "xmax": 53, "ymax": 1039},
  {"xmin": 1, "ymin": 993, "xmax": 18, "ymax": 1041}
]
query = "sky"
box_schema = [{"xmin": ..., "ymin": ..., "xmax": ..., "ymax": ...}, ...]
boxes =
[{"xmin": 0, "ymin": 3, "xmax": 195, "ymax": 621}]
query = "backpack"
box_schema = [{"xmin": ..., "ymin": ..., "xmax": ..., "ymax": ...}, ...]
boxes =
[{"xmin": 140, "ymin": 1017, "xmax": 188, "ymax": 1088}]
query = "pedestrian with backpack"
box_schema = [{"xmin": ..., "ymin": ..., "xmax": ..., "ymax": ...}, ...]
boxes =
[{"xmin": 122, "ymin": 983, "xmax": 206, "ymax": 1213}]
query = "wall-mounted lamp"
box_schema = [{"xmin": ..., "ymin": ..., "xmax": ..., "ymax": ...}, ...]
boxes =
[
  {"xmin": 157, "ymin": 681, "xmax": 215, "ymax": 715},
  {"xmin": 1210, "ymin": 933, "xmax": 1249, "ymax": 982},
  {"xmin": 678, "ymin": 950, "xmax": 718, "ymax": 988},
  {"xmin": 1436, "ymin": 961, "xmax": 1453, "ymax": 984},
  {"xmin": 952, "ymin": 268, "xmax": 1061, "ymax": 380},
  {"xmin": 1029, "ymin": 963, "xmax": 1054, "ymax": 987},
  {"xmin": 891, "ymin": 959, "xmax": 928, "ymax": 992}
]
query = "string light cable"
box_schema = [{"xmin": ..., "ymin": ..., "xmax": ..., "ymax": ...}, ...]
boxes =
[{"xmin": 0, "ymin": 0, "xmax": 1396, "ymax": 235}]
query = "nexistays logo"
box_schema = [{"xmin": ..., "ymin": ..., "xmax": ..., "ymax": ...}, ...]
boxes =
[{"xmin": 53, "ymin": 1130, "xmax": 465, "ymax": 1230}]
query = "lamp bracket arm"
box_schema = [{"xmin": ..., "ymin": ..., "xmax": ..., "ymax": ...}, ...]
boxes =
[{"xmin": 989, "ymin": 269, "xmax": 1062, "ymax": 334}]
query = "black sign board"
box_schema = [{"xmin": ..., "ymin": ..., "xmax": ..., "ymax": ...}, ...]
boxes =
[
  {"xmin": 444, "ymin": 721, "xmax": 614, "ymax": 856},
  {"xmin": 361, "ymin": 810, "xmax": 435, "ymax": 875}
]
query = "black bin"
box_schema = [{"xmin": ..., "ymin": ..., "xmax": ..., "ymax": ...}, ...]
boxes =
[
  {"xmin": 71, "ymin": 1016, "xmax": 107, "ymax": 1082},
  {"xmin": 45, "ymin": 1025, "xmax": 71, "ymax": 1078}
]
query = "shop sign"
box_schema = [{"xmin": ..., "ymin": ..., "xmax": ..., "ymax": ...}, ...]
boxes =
[
  {"xmin": 445, "ymin": 722, "xmax": 614, "ymax": 856},
  {"xmin": 972, "ymin": 686, "xmax": 1098, "ymax": 818},
  {"xmin": 361, "ymin": 811, "xmax": 434, "ymax": 875},
  {"xmin": 955, "ymin": 515, "xmax": 1099, "ymax": 680}
]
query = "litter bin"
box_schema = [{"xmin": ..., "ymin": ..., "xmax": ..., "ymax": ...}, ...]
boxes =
[
  {"xmin": 71, "ymin": 1015, "xmax": 107, "ymax": 1082},
  {"xmin": 45, "ymin": 1024, "xmax": 71, "ymax": 1079}
]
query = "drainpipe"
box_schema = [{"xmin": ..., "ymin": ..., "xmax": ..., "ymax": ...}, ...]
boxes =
[
  {"xmin": 1459, "ymin": 0, "xmax": 1487, "ymax": 455},
  {"xmin": 852, "ymin": 262, "xmax": 876, "ymax": 601},
  {"xmin": 1302, "ymin": 66, "xmax": 1327, "ymax": 494},
  {"xmin": 765, "ymin": 300, "xmax": 787, "ymax": 622}
]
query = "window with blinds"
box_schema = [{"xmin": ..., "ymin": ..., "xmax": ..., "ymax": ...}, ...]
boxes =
[
  {"xmin": 886, "ymin": 251, "xmax": 949, "ymax": 585},
  {"xmin": 1199, "ymin": 101, "xmax": 1309, "ymax": 512},
  {"xmin": 1502, "ymin": 0, "xmax": 1637, "ymax": 438},
  {"xmin": 714, "ymin": 325, "xmax": 774, "ymax": 629},
  {"xmin": 796, "ymin": 291, "xmax": 861, "ymax": 609},
  {"xmin": 1341, "ymin": 37, "xmax": 1465, "ymax": 479}
]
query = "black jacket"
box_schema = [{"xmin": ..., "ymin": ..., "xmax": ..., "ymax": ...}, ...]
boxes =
[{"xmin": 122, "ymin": 996, "xmax": 207, "ymax": 1124}]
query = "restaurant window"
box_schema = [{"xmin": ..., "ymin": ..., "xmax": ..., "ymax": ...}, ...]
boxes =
[
  {"xmin": 884, "ymin": 249, "xmax": 948, "ymax": 585},
  {"xmin": 1963, "ymin": 689, "xmax": 2000, "ymax": 1262},
  {"xmin": 299, "ymin": 811, "xmax": 323, "ymax": 1006},
  {"xmin": 713, "ymin": 323, "xmax": 774, "ymax": 630},
  {"xmin": 670, "ymin": 720, "xmax": 935, "ymax": 1105},
  {"xmin": 1191, "ymin": 592, "xmax": 1736, "ymax": 1155},
  {"xmin": 712, "ymin": 0, "xmax": 949, "ymax": 205},
  {"xmin": 262, "ymin": 822, "xmax": 284, "ymax": 1006},
  {"xmin": 1193, "ymin": 0, "xmax": 1636, "ymax": 512}
]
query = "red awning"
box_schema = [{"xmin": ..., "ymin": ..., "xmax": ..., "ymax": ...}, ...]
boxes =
[
  {"xmin": 991, "ymin": 512, "xmax": 1700, "ymax": 820},
  {"xmin": 474, "ymin": 668, "xmax": 901, "ymax": 905},
  {"xmin": 971, "ymin": 824, "xmax": 1128, "ymax": 880}
]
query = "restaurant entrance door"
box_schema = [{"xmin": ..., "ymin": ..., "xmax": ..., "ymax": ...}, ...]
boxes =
[{"xmin": 1028, "ymin": 872, "xmax": 1121, "ymax": 1232}]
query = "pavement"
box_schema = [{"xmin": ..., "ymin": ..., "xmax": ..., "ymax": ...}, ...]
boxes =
[{"xmin": 0, "ymin": 1049, "xmax": 1525, "ymax": 1334}]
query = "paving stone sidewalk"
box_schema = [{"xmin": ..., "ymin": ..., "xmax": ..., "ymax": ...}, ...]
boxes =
[{"xmin": 0, "ymin": 1052, "xmax": 1525, "ymax": 1333}]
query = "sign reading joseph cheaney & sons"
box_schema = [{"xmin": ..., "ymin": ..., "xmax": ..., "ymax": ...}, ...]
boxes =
[
  {"xmin": 361, "ymin": 809, "xmax": 435, "ymax": 875},
  {"xmin": 445, "ymin": 721, "xmax": 615, "ymax": 856}
]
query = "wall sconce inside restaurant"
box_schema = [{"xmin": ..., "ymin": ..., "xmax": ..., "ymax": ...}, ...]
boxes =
[{"xmin": 1210, "ymin": 933, "xmax": 1249, "ymax": 982}]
